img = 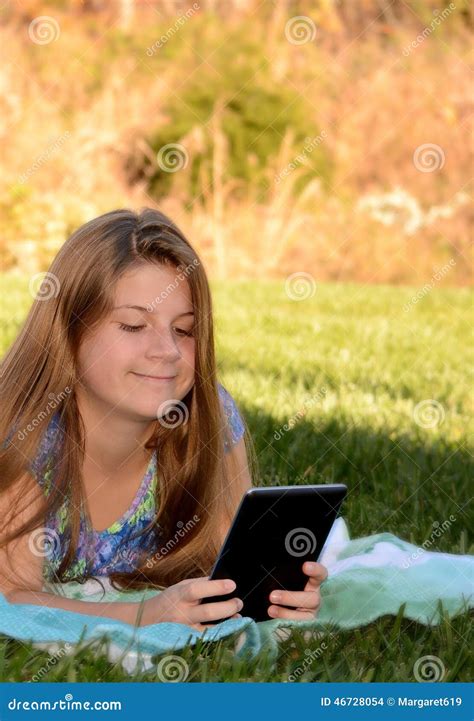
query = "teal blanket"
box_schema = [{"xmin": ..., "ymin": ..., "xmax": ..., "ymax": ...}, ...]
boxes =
[{"xmin": 1, "ymin": 519, "xmax": 472, "ymax": 674}]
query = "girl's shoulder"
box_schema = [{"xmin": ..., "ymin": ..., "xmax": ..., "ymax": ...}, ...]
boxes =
[{"xmin": 217, "ymin": 382, "xmax": 245, "ymax": 452}]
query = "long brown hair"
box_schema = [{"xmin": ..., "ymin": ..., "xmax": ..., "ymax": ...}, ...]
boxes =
[{"xmin": 0, "ymin": 208, "xmax": 256, "ymax": 592}]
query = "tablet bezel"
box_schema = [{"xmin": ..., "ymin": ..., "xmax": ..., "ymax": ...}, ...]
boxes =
[{"xmin": 203, "ymin": 483, "xmax": 347, "ymax": 621}]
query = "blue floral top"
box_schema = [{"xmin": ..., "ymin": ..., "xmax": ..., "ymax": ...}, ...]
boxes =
[{"xmin": 28, "ymin": 384, "xmax": 245, "ymax": 583}]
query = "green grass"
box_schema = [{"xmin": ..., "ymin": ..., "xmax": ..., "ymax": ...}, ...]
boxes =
[{"xmin": 1, "ymin": 273, "xmax": 472, "ymax": 682}]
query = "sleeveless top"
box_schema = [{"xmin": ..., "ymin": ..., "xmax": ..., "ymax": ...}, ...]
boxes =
[{"xmin": 27, "ymin": 383, "xmax": 245, "ymax": 583}]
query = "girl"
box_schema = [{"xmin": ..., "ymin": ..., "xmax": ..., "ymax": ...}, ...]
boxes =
[{"xmin": 0, "ymin": 208, "xmax": 327, "ymax": 631}]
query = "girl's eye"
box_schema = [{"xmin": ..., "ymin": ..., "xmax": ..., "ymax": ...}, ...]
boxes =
[
  {"xmin": 119, "ymin": 323, "xmax": 145, "ymax": 333},
  {"xmin": 174, "ymin": 327, "xmax": 194, "ymax": 337},
  {"xmin": 118, "ymin": 323, "xmax": 193, "ymax": 337}
]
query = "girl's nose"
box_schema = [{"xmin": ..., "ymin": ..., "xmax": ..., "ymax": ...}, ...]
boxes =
[{"xmin": 144, "ymin": 328, "xmax": 182, "ymax": 362}]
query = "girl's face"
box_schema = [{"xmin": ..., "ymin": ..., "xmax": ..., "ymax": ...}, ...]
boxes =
[{"xmin": 77, "ymin": 263, "xmax": 196, "ymax": 421}]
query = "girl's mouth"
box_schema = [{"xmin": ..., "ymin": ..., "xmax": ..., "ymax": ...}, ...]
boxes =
[{"xmin": 132, "ymin": 372, "xmax": 176, "ymax": 382}]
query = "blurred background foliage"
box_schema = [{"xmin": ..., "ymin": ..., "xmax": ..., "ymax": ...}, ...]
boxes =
[{"xmin": 0, "ymin": 0, "xmax": 472, "ymax": 283}]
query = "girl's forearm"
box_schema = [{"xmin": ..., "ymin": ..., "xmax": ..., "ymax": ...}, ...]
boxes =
[{"xmin": 5, "ymin": 588, "xmax": 145, "ymax": 626}]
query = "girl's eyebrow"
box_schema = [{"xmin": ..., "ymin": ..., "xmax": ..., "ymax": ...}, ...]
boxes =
[{"xmin": 113, "ymin": 304, "xmax": 194, "ymax": 318}]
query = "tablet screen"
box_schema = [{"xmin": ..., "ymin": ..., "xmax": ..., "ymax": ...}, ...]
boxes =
[{"xmin": 201, "ymin": 483, "xmax": 347, "ymax": 622}]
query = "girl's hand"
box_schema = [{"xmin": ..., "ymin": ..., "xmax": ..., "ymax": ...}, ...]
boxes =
[
  {"xmin": 140, "ymin": 576, "xmax": 243, "ymax": 631},
  {"xmin": 267, "ymin": 561, "xmax": 328, "ymax": 620}
]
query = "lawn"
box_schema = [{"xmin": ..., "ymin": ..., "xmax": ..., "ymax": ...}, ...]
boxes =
[{"xmin": 0, "ymin": 273, "xmax": 472, "ymax": 682}]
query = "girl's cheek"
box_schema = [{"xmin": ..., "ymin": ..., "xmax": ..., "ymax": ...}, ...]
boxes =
[
  {"xmin": 101, "ymin": 337, "xmax": 129, "ymax": 364},
  {"xmin": 89, "ymin": 335, "xmax": 133, "ymax": 375},
  {"xmin": 184, "ymin": 340, "xmax": 196, "ymax": 370}
]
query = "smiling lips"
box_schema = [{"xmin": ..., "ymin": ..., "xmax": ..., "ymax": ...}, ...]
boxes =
[{"xmin": 132, "ymin": 372, "xmax": 176, "ymax": 382}]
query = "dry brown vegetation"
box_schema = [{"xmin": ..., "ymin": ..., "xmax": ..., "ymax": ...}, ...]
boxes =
[{"xmin": 1, "ymin": 0, "xmax": 472, "ymax": 283}]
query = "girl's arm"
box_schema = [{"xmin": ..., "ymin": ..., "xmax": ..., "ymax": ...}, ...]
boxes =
[
  {"xmin": 0, "ymin": 473, "xmax": 46, "ymax": 597},
  {"xmin": 0, "ymin": 474, "xmax": 146, "ymax": 625},
  {"xmin": 5, "ymin": 588, "xmax": 143, "ymax": 626}
]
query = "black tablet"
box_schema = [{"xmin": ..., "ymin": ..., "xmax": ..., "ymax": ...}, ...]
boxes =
[{"xmin": 200, "ymin": 483, "xmax": 347, "ymax": 622}]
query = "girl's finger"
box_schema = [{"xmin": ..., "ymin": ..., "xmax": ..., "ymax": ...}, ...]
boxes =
[
  {"xmin": 269, "ymin": 589, "xmax": 320, "ymax": 610},
  {"xmin": 191, "ymin": 612, "xmax": 242, "ymax": 632},
  {"xmin": 268, "ymin": 605, "xmax": 316, "ymax": 621},
  {"xmin": 185, "ymin": 577, "xmax": 236, "ymax": 602},
  {"xmin": 303, "ymin": 561, "xmax": 328, "ymax": 588},
  {"xmin": 194, "ymin": 596, "xmax": 243, "ymax": 623}
]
